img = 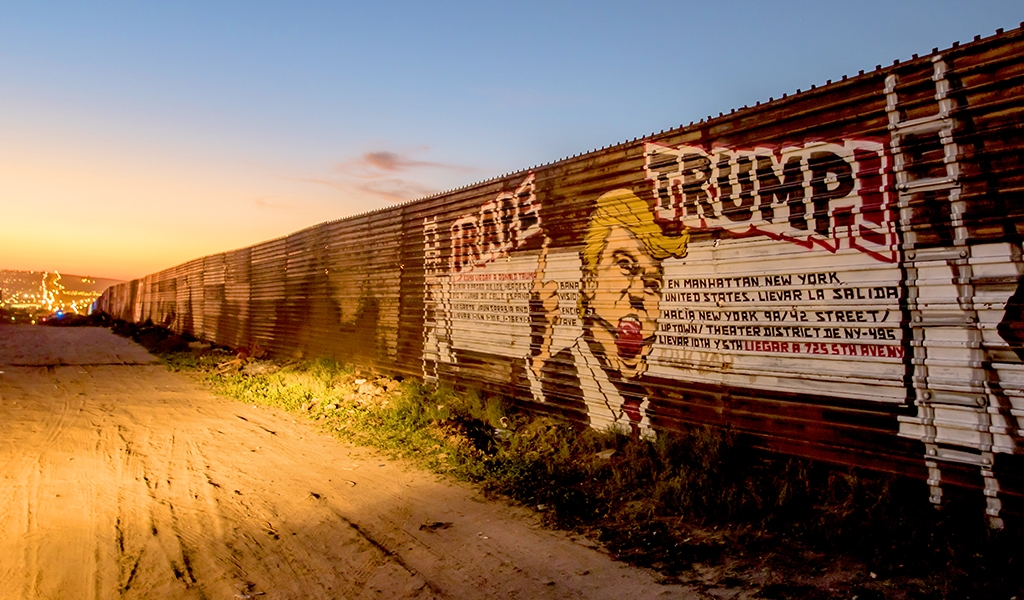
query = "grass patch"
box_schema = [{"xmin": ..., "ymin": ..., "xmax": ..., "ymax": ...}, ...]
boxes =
[{"xmin": 114, "ymin": 321, "xmax": 1021, "ymax": 599}]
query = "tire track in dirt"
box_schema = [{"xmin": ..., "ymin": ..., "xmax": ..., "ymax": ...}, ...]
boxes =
[
  {"xmin": 0, "ymin": 328, "xmax": 700, "ymax": 600},
  {"xmin": 19, "ymin": 460, "xmax": 41, "ymax": 599},
  {"xmin": 5, "ymin": 369, "xmax": 75, "ymax": 599},
  {"xmin": 8, "ymin": 368, "xmax": 112, "ymax": 600},
  {"xmin": 107, "ymin": 423, "xmax": 155, "ymax": 598},
  {"xmin": 191, "ymin": 437, "xmax": 434, "ymax": 599},
  {"xmin": 333, "ymin": 509, "xmax": 445, "ymax": 598},
  {"xmin": 135, "ymin": 432, "xmax": 208, "ymax": 598}
]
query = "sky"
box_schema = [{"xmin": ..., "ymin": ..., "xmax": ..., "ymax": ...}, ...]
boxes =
[{"xmin": 1, "ymin": 1, "xmax": 1020, "ymax": 281}]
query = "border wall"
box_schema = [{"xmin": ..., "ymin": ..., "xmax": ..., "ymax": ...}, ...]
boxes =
[{"xmin": 98, "ymin": 27, "xmax": 1024, "ymax": 521}]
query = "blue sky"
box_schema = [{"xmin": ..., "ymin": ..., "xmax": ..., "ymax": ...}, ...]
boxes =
[{"xmin": 1, "ymin": 1, "xmax": 1020, "ymax": 279}]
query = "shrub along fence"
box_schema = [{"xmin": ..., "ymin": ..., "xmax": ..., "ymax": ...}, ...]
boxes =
[{"xmin": 98, "ymin": 27, "xmax": 1024, "ymax": 524}]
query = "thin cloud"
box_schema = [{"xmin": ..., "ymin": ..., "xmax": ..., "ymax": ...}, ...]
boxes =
[
  {"xmin": 296, "ymin": 176, "xmax": 437, "ymax": 203},
  {"xmin": 336, "ymin": 149, "xmax": 477, "ymax": 179},
  {"xmin": 252, "ymin": 196, "xmax": 292, "ymax": 210},
  {"xmin": 292, "ymin": 147, "xmax": 476, "ymax": 203},
  {"xmin": 355, "ymin": 178, "xmax": 436, "ymax": 201}
]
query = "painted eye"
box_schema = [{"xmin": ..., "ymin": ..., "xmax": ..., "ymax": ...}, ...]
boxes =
[{"xmin": 644, "ymin": 278, "xmax": 662, "ymax": 294}]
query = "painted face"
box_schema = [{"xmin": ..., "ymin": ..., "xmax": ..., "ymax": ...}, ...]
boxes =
[{"xmin": 583, "ymin": 225, "xmax": 663, "ymax": 379}]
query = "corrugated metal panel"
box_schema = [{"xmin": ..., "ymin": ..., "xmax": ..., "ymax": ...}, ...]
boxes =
[
  {"xmin": 249, "ymin": 237, "xmax": 287, "ymax": 351},
  {"xmin": 202, "ymin": 254, "xmax": 225, "ymax": 342},
  {"xmin": 278, "ymin": 227, "xmax": 319, "ymax": 357},
  {"xmin": 307, "ymin": 224, "xmax": 342, "ymax": 358},
  {"xmin": 185, "ymin": 259, "xmax": 205, "ymax": 339},
  {"xmin": 154, "ymin": 267, "xmax": 177, "ymax": 327},
  {"xmin": 174, "ymin": 264, "xmax": 190, "ymax": 334},
  {"xmin": 319, "ymin": 210, "xmax": 406, "ymax": 371},
  {"xmin": 96, "ymin": 28, "xmax": 1024, "ymax": 522},
  {"xmin": 220, "ymin": 247, "xmax": 251, "ymax": 350}
]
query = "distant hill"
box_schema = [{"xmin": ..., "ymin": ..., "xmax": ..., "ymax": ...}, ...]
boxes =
[{"xmin": 0, "ymin": 270, "xmax": 124, "ymax": 315}]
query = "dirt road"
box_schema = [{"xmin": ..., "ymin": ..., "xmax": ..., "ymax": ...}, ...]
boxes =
[{"xmin": 0, "ymin": 326, "xmax": 700, "ymax": 599}]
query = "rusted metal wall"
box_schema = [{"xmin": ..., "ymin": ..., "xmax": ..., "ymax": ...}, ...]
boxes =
[{"xmin": 97, "ymin": 28, "xmax": 1024, "ymax": 522}]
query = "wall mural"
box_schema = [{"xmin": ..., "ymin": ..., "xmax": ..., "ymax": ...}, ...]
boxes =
[
  {"xmin": 424, "ymin": 139, "xmax": 907, "ymax": 426},
  {"xmin": 423, "ymin": 133, "xmax": 1023, "ymax": 524}
]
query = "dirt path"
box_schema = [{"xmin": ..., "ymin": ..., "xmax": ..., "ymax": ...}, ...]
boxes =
[{"xmin": 0, "ymin": 326, "xmax": 702, "ymax": 599}]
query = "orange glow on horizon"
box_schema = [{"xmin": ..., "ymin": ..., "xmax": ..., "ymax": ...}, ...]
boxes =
[{"xmin": 0, "ymin": 131, "xmax": 414, "ymax": 282}]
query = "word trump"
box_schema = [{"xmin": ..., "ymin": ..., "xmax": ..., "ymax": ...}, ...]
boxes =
[{"xmin": 645, "ymin": 140, "xmax": 897, "ymax": 262}]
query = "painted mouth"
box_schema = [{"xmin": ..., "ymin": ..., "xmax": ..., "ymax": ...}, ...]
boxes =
[{"xmin": 615, "ymin": 315, "xmax": 644, "ymax": 360}]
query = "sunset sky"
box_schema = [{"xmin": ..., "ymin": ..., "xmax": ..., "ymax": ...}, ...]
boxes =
[{"xmin": 1, "ymin": 1, "xmax": 1020, "ymax": 281}]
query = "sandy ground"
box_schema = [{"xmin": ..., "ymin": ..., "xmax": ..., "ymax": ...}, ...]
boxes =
[{"xmin": 0, "ymin": 326, "xmax": 703, "ymax": 600}]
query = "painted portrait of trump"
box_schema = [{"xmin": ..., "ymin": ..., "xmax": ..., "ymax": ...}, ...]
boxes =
[{"xmin": 529, "ymin": 189, "xmax": 689, "ymax": 437}]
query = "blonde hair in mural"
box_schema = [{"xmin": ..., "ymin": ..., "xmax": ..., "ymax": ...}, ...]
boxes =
[{"xmin": 579, "ymin": 189, "xmax": 690, "ymax": 314}]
